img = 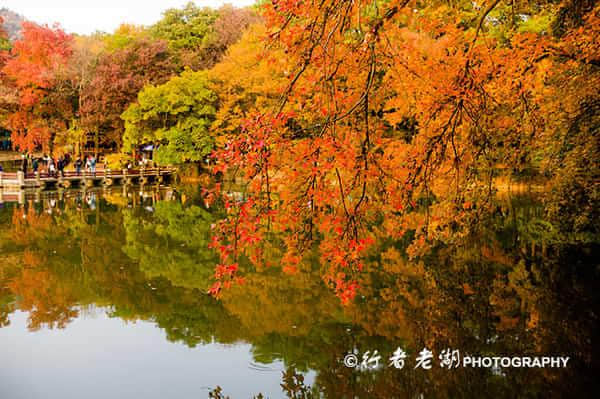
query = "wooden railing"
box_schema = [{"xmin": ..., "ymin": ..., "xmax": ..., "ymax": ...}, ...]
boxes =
[
  {"xmin": 18, "ymin": 167, "xmax": 172, "ymax": 180},
  {"xmin": 1, "ymin": 172, "xmax": 18, "ymax": 179},
  {"xmin": 1, "ymin": 167, "xmax": 175, "ymax": 188}
]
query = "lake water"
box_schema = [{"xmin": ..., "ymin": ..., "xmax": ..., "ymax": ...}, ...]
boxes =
[{"xmin": 0, "ymin": 185, "xmax": 598, "ymax": 398}]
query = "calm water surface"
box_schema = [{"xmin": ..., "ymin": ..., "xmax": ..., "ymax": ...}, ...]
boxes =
[{"xmin": 0, "ymin": 185, "xmax": 597, "ymax": 398}]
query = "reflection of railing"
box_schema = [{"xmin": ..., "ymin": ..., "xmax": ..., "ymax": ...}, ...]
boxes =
[{"xmin": 0, "ymin": 183, "xmax": 177, "ymax": 205}]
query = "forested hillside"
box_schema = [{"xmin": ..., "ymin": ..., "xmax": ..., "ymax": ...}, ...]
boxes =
[{"xmin": 0, "ymin": 8, "xmax": 24, "ymax": 41}]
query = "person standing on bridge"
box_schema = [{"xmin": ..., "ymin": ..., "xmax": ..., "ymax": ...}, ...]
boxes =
[
  {"xmin": 48, "ymin": 157, "xmax": 56, "ymax": 177},
  {"xmin": 89, "ymin": 155, "xmax": 97, "ymax": 176},
  {"xmin": 21, "ymin": 153, "xmax": 28, "ymax": 175},
  {"xmin": 32, "ymin": 157, "xmax": 39, "ymax": 174},
  {"xmin": 57, "ymin": 156, "xmax": 65, "ymax": 177},
  {"xmin": 75, "ymin": 157, "xmax": 82, "ymax": 175}
]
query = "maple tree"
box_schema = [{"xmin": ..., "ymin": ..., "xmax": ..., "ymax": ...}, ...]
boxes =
[
  {"xmin": 206, "ymin": 0, "xmax": 600, "ymax": 303},
  {"xmin": 0, "ymin": 17, "xmax": 13, "ymax": 125},
  {"xmin": 1, "ymin": 22, "xmax": 74, "ymax": 152}
]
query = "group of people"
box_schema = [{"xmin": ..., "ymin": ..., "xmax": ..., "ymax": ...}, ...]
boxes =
[
  {"xmin": 20, "ymin": 153, "xmax": 98, "ymax": 177},
  {"xmin": 74, "ymin": 155, "xmax": 97, "ymax": 175}
]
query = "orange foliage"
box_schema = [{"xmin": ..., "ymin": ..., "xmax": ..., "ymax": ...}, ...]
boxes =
[
  {"xmin": 2, "ymin": 22, "xmax": 74, "ymax": 151},
  {"xmin": 207, "ymin": 1, "xmax": 599, "ymax": 304}
]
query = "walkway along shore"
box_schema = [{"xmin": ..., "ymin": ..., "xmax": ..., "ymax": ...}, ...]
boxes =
[{"xmin": 0, "ymin": 167, "xmax": 175, "ymax": 190}]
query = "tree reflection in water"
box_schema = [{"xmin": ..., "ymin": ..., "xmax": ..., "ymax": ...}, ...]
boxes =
[{"xmin": 0, "ymin": 185, "xmax": 597, "ymax": 398}]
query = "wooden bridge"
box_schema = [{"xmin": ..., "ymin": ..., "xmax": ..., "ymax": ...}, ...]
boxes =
[{"xmin": 0, "ymin": 167, "xmax": 175, "ymax": 190}]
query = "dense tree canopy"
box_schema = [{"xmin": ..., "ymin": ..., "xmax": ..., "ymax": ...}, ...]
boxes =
[
  {"xmin": 1, "ymin": 22, "xmax": 74, "ymax": 152},
  {"xmin": 80, "ymin": 36, "xmax": 178, "ymax": 152},
  {"xmin": 205, "ymin": 0, "xmax": 600, "ymax": 302},
  {"xmin": 150, "ymin": 2, "xmax": 260, "ymax": 69},
  {"xmin": 209, "ymin": 24, "xmax": 288, "ymax": 135},
  {"xmin": 1, "ymin": 3, "xmax": 598, "ymax": 398},
  {"xmin": 0, "ymin": 1, "xmax": 597, "ymax": 305},
  {"xmin": 122, "ymin": 69, "xmax": 217, "ymax": 164},
  {"xmin": 0, "ymin": 3, "xmax": 258, "ymax": 156}
]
